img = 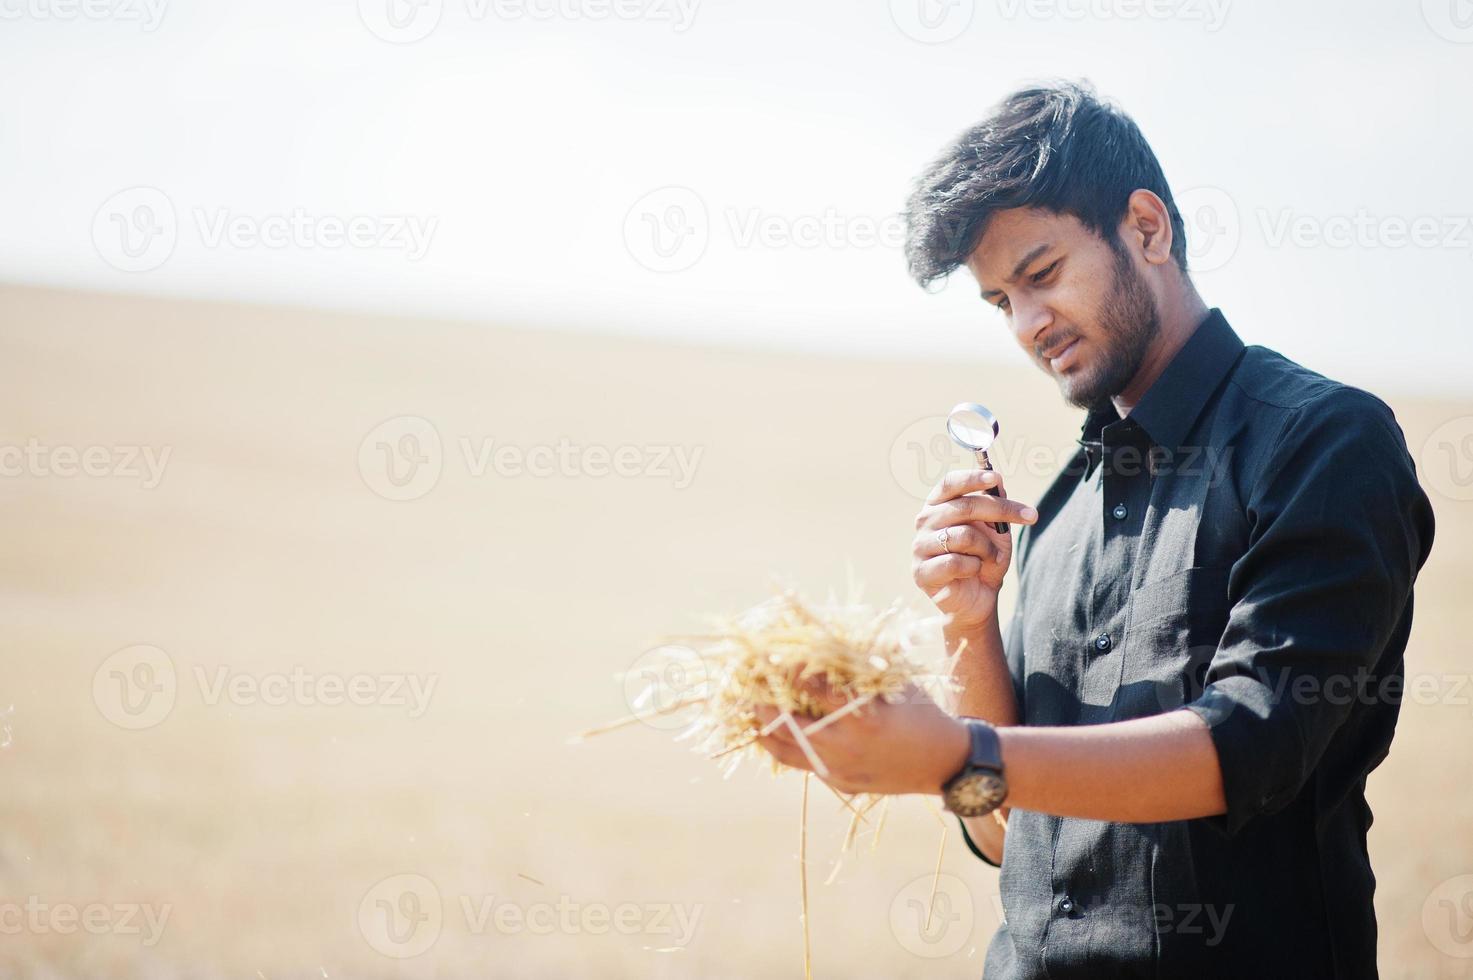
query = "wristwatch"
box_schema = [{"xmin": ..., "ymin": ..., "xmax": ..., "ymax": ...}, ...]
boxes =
[{"xmin": 941, "ymin": 718, "xmax": 1008, "ymax": 817}]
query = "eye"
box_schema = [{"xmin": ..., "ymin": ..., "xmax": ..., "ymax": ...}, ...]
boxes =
[
  {"xmin": 1030, "ymin": 259, "xmax": 1060, "ymax": 284},
  {"xmin": 996, "ymin": 296, "xmax": 1011, "ymax": 314}
]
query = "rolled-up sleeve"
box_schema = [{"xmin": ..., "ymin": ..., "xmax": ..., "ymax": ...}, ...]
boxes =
[{"xmin": 1183, "ymin": 387, "xmax": 1435, "ymax": 836}]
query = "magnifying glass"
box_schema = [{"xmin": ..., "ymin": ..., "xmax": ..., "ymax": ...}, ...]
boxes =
[{"xmin": 946, "ymin": 402, "xmax": 1009, "ymax": 535}]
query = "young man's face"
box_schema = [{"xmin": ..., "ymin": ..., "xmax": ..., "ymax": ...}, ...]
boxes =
[{"xmin": 965, "ymin": 207, "xmax": 1161, "ymax": 410}]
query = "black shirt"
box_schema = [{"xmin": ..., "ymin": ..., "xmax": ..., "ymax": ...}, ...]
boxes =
[{"xmin": 960, "ymin": 308, "xmax": 1436, "ymax": 978}]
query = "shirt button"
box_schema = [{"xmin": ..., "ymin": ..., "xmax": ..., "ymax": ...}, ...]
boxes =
[
  {"xmin": 1060, "ymin": 896, "xmax": 1076, "ymax": 914},
  {"xmin": 1111, "ymin": 503, "xmax": 1128, "ymax": 520},
  {"xmin": 1093, "ymin": 632, "xmax": 1112, "ymax": 653}
]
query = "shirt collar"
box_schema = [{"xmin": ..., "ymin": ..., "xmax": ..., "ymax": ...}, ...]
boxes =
[{"xmin": 1078, "ymin": 307, "xmax": 1245, "ymax": 453}]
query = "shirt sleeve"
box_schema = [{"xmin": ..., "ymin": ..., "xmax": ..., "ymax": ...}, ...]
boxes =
[
  {"xmin": 958, "ymin": 813, "xmax": 1001, "ymax": 868},
  {"xmin": 1182, "ymin": 386, "xmax": 1435, "ymax": 837}
]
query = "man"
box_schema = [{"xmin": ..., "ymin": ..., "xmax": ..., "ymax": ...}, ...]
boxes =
[{"xmin": 754, "ymin": 80, "xmax": 1436, "ymax": 977}]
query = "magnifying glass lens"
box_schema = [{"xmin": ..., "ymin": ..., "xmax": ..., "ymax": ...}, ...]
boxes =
[
  {"xmin": 947, "ymin": 409, "xmax": 997, "ymax": 452},
  {"xmin": 944, "ymin": 402, "xmax": 1008, "ymax": 535}
]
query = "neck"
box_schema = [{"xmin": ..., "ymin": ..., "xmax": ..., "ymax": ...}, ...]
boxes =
[{"xmin": 1112, "ymin": 289, "xmax": 1210, "ymax": 417}]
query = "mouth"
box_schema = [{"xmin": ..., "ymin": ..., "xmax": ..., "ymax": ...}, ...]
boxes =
[{"xmin": 1042, "ymin": 337, "xmax": 1082, "ymax": 372}]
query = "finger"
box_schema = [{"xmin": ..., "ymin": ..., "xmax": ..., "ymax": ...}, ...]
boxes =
[
  {"xmin": 914, "ymin": 552, "xmax": 984, "ymax": 589},
  {"xmin": 915, "ymin": 524, "xmax": 999, "ymax": 562},
  {"xmin": 756, "ymin": 731, "xmax": 810, "ymax": 771},
  {"xmin": 752, "ymin": 704, "xmax": 793, "ymax": 743},
  {"xmin": 928, "ymin": 467, "xmax": 1004, "ymax": 505},
  {"xmin": 924, "ymin": 493, "xmax": 1037, "ymax": 529}
]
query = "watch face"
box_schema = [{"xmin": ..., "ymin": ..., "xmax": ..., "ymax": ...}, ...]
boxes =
[{"xmin": 946, "ymin": 771, "xmax": 1007, "ymax": 817}]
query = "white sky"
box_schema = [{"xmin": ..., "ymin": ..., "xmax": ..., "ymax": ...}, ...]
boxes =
[{"xmin": 2, "ymin": 0, "xmax": 1471, "ymax": 394}]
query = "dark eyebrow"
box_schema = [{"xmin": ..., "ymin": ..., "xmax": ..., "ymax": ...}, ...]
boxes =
[{"xmin": 979, "ymin": 243, "xmax": 1054, "ymax": 300}]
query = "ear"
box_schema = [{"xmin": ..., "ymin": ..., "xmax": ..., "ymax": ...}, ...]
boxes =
[{"xmin": 1120, "ymin": 189, "xmax": 1175, "ymax": 267}]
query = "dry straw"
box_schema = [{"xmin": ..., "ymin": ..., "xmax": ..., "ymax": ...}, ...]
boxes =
[{"xmin": 578, "ymin": 584, "xmax": 974, "ymax": 978}]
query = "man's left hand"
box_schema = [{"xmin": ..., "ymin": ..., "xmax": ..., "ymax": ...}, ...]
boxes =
[{"xmin": 753, "ymin": 677, "xmax": 971, "ymax": 796}]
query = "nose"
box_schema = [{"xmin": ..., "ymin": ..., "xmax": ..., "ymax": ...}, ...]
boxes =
[{"xmin": 1008, "ymin": 295, "xmax": 1054, "ymax": 353}]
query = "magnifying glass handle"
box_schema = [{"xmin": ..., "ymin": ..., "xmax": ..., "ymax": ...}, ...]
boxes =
[{"xmin": 974, "ymin": 450, "xmax": 1010, "ymax": 535}]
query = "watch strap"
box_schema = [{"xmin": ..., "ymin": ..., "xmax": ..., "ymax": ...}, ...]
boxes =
[{"xmin": 960, "ymin": 716, "xmax": 1003, "ymax": 775}]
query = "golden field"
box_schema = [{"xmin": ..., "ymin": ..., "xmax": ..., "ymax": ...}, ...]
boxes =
[{"xmin": 1, "ymin": 282, "xmax": 1469, "ymax": 978}]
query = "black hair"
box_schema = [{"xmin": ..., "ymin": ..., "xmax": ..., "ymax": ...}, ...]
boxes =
[{"xmin": 903, "ymin": 79, "xmax": 1189, "ymax": 288}]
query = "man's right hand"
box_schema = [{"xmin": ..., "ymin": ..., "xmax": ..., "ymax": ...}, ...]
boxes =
[{"xmin": 912, "ymin": 469, "xmax": 1038, "ymax": 631}]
